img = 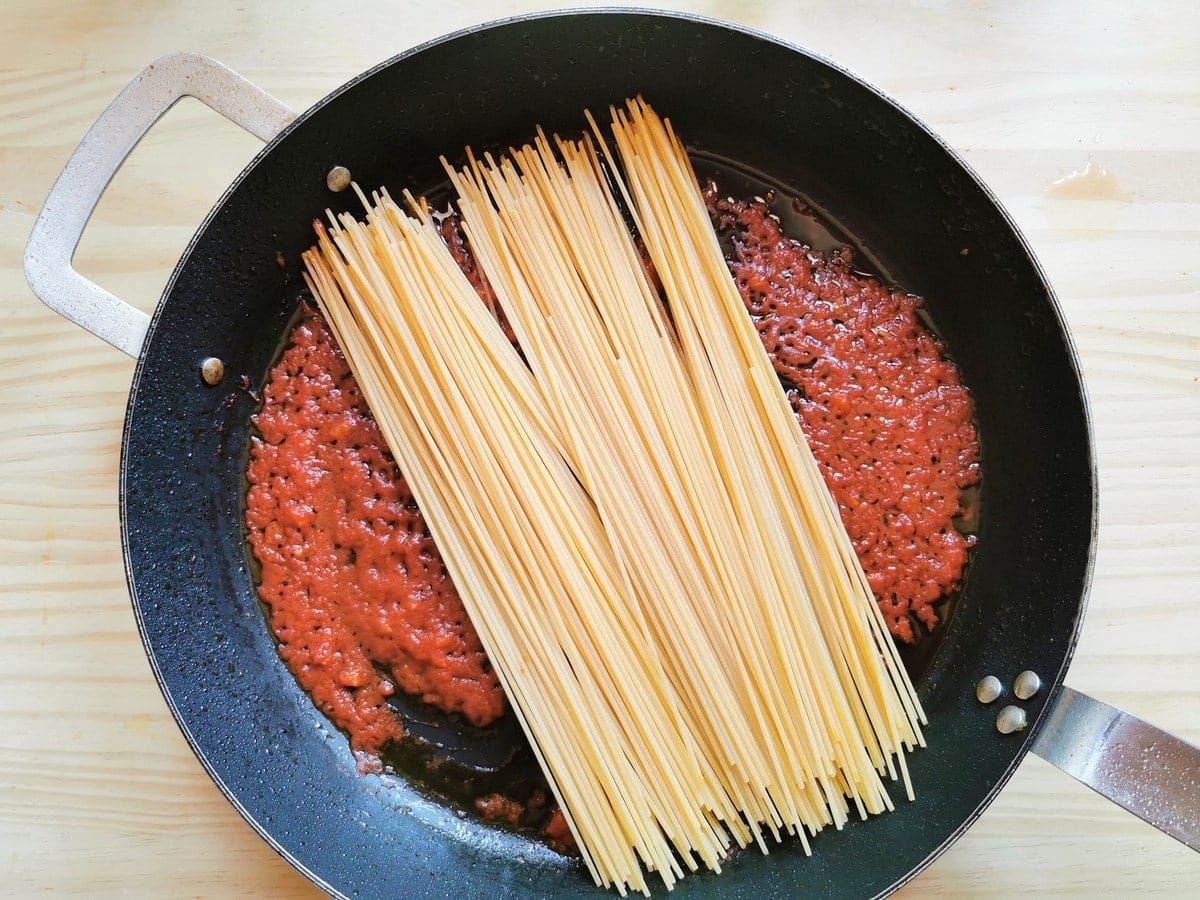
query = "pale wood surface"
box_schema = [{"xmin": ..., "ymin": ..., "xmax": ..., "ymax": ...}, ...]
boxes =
[{"xmin": 2, "ymin": 0, "xmax": 1198, "ymax": 896}]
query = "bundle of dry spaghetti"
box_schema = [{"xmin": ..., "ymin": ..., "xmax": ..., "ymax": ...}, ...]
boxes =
[{"xmin": 301, "ymin": 98, "xmax": 925, "ymax": 896}]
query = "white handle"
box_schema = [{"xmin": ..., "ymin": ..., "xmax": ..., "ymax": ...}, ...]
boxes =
[{"xmin": 24, "ymin": 53, "xmax": 297, "ymax": 358}]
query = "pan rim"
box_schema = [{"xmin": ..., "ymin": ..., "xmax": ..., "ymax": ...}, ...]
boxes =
[{"xmin": 118, "ymin": 7, "xmax": 1099, "ymax": 898}]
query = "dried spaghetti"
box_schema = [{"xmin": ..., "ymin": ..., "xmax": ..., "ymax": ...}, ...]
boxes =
[{"xmin": 300, "ymin": 99, "xmax": 926, "ymax": 895}]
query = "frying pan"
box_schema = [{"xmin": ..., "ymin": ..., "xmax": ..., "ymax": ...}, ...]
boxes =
[{"xmin": 23, "ymin": 10, "xmax": 1200, "ymax": 898}]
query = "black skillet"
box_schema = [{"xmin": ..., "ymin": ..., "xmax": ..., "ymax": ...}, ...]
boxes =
[{"xmin": 24, "ymin": 9, "xmax": 1199, "ymax": 898}]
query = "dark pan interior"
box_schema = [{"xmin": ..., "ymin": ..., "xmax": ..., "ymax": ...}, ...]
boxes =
[{"xmin": 120, "ymin": 11, "xmax": 1095, "ymax": 899}]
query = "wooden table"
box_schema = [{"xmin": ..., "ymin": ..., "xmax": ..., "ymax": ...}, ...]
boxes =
[{"xmin": 3, "ymin": 1, "xmax": 1198, "ymax": 895}]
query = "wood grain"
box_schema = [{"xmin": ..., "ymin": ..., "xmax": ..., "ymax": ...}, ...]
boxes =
[{"xmin": 2, "ymin": 0, "xmax": 1197, "ymax": 896}]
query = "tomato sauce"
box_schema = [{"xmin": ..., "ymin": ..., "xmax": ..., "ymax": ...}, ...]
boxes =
[
  {"xmin": 473, "ymin": 793, "xmax": 526, "ymax": 827},
  {"xmin": 245, "ymin": 313, "xmax": 504, "ymax": 763},
  {"xmin": 542, "ymin": 809, "xmax": 578, "ymax": 855},
  {"xmin": 705, "ymin": 187, "xmax": 980, "ymax": 641}
]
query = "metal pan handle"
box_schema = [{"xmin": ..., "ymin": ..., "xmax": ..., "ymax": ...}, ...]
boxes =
[
  {"xmin": 1032, "ymin": 685, "xmax": 1200, "ymax": 850},
  {"xmin": 23, "ymin": 53, "xmax": 296, "ymax": 358}
]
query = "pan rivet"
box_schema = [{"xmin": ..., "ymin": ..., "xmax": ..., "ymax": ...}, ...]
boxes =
[
  {"xmin": 200, "ymin": 356, "xmax": 224, "ymax": 385},
  {"xmin": 327, "ymin": 165, "xmax": 352, "ymax": 192},
  {"xmin": 1014, "ymin": 670, "xmax": 1042, "ymax": 700},
  {"xmin": 996, "ymin": 705, "xmax": 1028, "ymax": 735},
  {"xmin": 975, "ymin": 675, "xmax": 1002, "ymax": 704}
]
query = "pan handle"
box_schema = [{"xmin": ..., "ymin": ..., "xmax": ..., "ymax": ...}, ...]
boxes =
[
  {"xmin": 1031, "ymin": 684, "xmax": 1200, "ymax": 851},
  {"xmin": 23, "ymin": 53, "xmax": 296, "ymax": 358}
]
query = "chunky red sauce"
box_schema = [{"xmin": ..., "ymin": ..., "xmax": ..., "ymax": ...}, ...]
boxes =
[
  {"xmin": 245, "ymin": 315, "xmax": 504, "ymax": 762},
  {"xmin": 543, "ymin": 809, "xmax": 578, "ymax": 855},
  {"xmin": 474, "ymin": 793, "xmax": 526, "ymax": 827},
  {"xmin": 706, "ymin": 187, "xmax": 980, "ymax": 641}
]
